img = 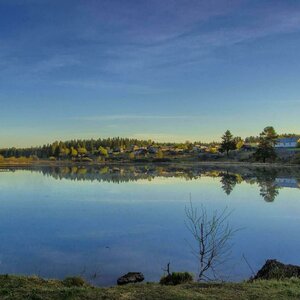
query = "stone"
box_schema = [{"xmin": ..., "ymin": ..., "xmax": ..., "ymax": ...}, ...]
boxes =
[
  {"xmin": 117, "ymin": 272, "xmax": 144, "ymax": 285},
  {"xmin": 254, "ymin": 259, "xmax": 300, "ymax": 280}
]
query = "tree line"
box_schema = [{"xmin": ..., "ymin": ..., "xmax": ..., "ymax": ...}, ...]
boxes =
[
  {"xmin": 0, "ymin": 127, "xmax": 298, "ymax": 162},
  {"xmin": 0, "ymin": 137, "xmax": 225, "ymax": 159},
  {"xmin": 0, "ymin": 137, "xmax": 153, "ymax": 159}
]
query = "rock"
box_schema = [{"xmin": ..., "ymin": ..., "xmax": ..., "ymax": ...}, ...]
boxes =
[
  {"xmin": 254, "ymin": 259, "xmax": 300, "ymax": 280},
  {"xmin": 117, "ymin": 272, "xmax": 144, "ymax": 285}
]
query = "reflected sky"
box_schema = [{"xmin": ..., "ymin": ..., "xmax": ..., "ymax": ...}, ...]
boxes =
[{"xmin": 0, "ymin": 167, "xmax": 299, "ymax": 285}]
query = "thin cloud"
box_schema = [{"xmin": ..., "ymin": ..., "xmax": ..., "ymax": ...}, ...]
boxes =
[
  {"xmin": 74, "ymin": 115, "xmax": 201, "ymax": 122},
  {"xmin": 31, "ymin": 55, "xmax": 81, "ymax": 74},
  {"xmin": 56, "ymin": 79, "xmax": 171, "ymax": 94},
  {"xmin": 2, "ymin": 1, "xmax": 300, "ymax": 81},
  {"xmin": 99, "ymin": 4, "xmax": 300, "ymax": 73},
  {"xmin": 131, "ymin": 133, "xmax": 196, "ymax": 143}
]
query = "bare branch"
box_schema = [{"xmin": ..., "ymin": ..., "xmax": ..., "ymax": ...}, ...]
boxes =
[{"xmin": 185, "ymin": 199, "xmax": 236, "ymax": 281}]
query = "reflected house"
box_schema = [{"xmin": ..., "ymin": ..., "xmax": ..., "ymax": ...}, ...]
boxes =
[
  {"xmin": 8, "ymin": 165, "xmax": 300, "ymax": 201},
  {"xmin": 275, "ymin": 178, "xmax": 300, "ymax": 189}
]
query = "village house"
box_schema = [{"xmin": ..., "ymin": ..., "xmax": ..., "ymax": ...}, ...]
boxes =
[
  {"xmin": 147, "ymin": 146, "xmax": 159, "ymax": 154},
  {"xmin": 275, "ymin": 178, "xmax": 300, "ymax": 189},
  {"xmin": 241, "ymin": 144, "xmax": 257, "ymax": 151},
  {"xmin": 134, "ymin": 148, "xmax": 148, "ymax": 156},
  {"xmin": 131, "ymin": 145, "xmax": 140, "ymax": 152},
  {"xmin": 192, "ymin": 145, "xmax": 201, "ymax": 152},
  {"xmin": 275, "ymin": 137, "xmax": 299, "ymax": 148}
]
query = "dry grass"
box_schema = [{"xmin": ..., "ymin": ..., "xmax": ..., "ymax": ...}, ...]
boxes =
[{"xmin": 0, "ymin": 275, "xmax": 300, "ymax": 300}]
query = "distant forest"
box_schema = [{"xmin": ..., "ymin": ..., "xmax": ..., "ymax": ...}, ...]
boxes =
[{"xmin": 0, "ymin": 138, "xmax": 153, "ymax": 159}]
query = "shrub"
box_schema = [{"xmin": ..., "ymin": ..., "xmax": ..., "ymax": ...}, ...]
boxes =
[
  {"xmin": 160, "ymin": 272, "xmax": 193, "ymax": 285},
  {"xmin": 81, "ymin": 157, "xmax": 93, "ymax": 162},
  {"xmin": 293, "ymin": 153, "xmax": 300, "ymax": 164},
  {"xmin": 98, "ymin": 146, "xmax": 108, "ymax": 157},
  {"xmin": 128, "ymin": 152, "xmax": 135, "ymax": 160},
  {"xmin": 62, "ymin": 276, "xmax": 86, "ymax": 287},
  {"xmin": 152, "ymin": 158, "xmax": 171, "ymax": 162}
]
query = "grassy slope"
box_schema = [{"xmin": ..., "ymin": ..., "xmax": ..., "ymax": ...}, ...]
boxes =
[{"xmin": 1, "ymin": 275, "xmax": 300, "ymax": 300}]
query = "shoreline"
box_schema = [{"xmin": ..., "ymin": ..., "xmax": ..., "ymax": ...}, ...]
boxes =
[
  {"xmin": 0, "ymin": 274, "xmax": 299, "ymax": 300},
  {"xmin": 0, "ymin": 160, "xmax": 299, "ymax": 169}
]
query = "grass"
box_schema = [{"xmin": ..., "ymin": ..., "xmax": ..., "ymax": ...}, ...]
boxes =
[{"xmin": 0, "ymin": 275, "xmax": 300, "ymax": 299}]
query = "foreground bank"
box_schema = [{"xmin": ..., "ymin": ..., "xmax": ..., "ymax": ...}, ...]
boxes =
[{"xmin": 1, "ymin": 275, "xmax": 300, "ymax": 300}]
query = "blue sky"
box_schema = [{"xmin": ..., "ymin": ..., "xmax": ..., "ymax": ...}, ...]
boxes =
[{"xmin": 1, "ymin": 0, "xmax": 300, "ymax": 147}]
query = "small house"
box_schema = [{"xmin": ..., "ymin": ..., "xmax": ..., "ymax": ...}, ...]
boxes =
[
  {"xmin": 275, "ymin": 137, "xmax": 299, "ymax": 148},
  {"xmin": 131, "ymin": 145, "xmax": 139, "ymax": 151},
  {"xmin": 241, "ymin": 144, "xmax": 256, "ymax": 151},
  {"xmin": 134, "ymin": 148, "xmax": 148, "ymax": 156},
  {"xmin": 148, "ymin": 146, "xmax": 159, "ymax": 154},
  {"xmin": 275, "ymin": 178, "xmax": 300, "ymax": 188}
]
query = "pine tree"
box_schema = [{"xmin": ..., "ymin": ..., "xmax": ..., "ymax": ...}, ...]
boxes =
[
  {"xmin": 254, "ymin": 126, "xmax": 278, "ymax": 163},
  {"xmin": 220, "ymin": 130, "xmax": 236, "ymax": 156}
]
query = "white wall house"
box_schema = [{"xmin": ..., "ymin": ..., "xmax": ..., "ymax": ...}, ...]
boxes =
[
  {"xmin": 275, "ymin": 178, "xmax": 300, "ymax": 189},
  {"xmin": 275, "ymin": 137, "xmax": 299, "ymax": 148}
]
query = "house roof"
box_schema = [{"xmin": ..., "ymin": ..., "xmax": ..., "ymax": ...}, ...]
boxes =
[{"xmin": 277, "ymin": 137, "xmax": 299, "ymax": 143}]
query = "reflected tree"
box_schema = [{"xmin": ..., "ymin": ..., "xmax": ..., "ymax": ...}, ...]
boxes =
[
  {"xmin": 259, "ymin": 183, "xmax": 279, "ymax": 202},
  {"xmin": 220, "ymin": 172, "xmax": 239, "ymax": 195},
  {"xmin": 12, "ymin": 165, "xmax": 296, "ymax": 203},
  {"xmin": 256, "ymin": 169, "xmax": 280, "ymax": 202}
]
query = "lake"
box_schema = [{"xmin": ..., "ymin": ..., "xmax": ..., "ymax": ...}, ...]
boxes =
[{"xmin": 0, "ymin": 164, "xmax": 299, "ymax": 286}]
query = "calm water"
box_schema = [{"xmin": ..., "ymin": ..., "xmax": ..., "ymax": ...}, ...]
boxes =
[{"xmin": 0, "ymin": 165, "xmax": 299, "ymax": 286}]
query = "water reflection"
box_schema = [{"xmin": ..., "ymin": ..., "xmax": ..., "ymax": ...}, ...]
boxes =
[
  {"xmin": 5, "ymin": 164, "xmax": 300, "ymax": 201},
  {"xmin": 220, "ymin": 172, "xmax": 241, "ymax": 195},
  {"xmin": 0, "ymin": 165, "xmax": 300, "ymax": 285},
  {"xmin": 256, "ymin": 169, "xmax": 280, "ymax": 202}
]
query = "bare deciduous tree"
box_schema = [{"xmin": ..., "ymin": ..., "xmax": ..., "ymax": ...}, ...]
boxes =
[
  {"xmin": 162, "ymin": 262, "xmax": 171, "ymax": 276},
  {"xmin": 185, "ymin": 200, "xmax": 236, "ymax": 281}
]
